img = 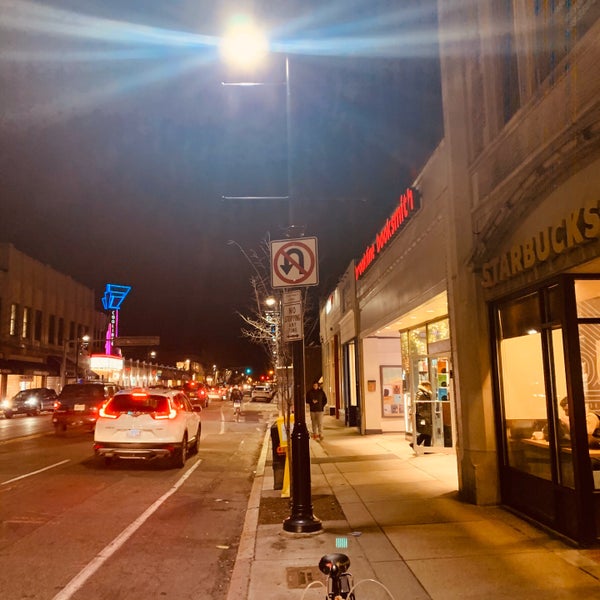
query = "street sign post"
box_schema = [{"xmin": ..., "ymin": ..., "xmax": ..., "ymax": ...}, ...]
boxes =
[
  {"xmin": 271, "ymin": 237, "xmax": 319, "ymax": 288},
  {"xmin": 282, "ymin": 291, "xmax": 303, "ymax": 342}
]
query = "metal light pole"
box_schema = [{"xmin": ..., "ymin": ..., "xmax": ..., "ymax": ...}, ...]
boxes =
[
  {"xmin": 280, "ymin": 54, "xmax": 321, "ymax": 534},
  {"xmin": 60, "ymin": 339, "xmax": 73, "ymax": 389},
  {"xmin": 221, "ymin": 21, "xmax": 320, "ymax": 533}
]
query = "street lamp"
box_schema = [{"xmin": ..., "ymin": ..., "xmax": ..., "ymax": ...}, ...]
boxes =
[{"xmin": 221, "ymin": 18, "xmax": 321, "ymax": 534}]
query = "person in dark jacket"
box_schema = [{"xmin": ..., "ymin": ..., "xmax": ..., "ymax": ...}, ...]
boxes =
[{"xmin": 306, "ymin": 381, "xmax": 327, "ymax": 441}]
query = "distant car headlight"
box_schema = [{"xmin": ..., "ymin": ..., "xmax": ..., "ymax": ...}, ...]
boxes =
[{"xmin": 1, "ymin": 399, "xmax": 11, "ymax": 409}]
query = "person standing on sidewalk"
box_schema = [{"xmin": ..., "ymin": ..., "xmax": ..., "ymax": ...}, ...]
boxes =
[{"xmin": 306, "ymin": 381, "xmax": 327, "ymax": 440}]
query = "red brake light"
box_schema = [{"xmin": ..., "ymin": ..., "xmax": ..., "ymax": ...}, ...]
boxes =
[
  {"xmin": 152, "ymin": 405, "xmax": 177, "ymax": 420},
  {"xmin": 99, "ymin": 402, "xmax": 118, "ymax": 419}
]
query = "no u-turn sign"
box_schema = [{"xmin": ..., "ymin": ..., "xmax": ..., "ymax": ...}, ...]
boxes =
[{"xmin": 270, "ymin": 237, "xmax": 319, "ymax": 288}]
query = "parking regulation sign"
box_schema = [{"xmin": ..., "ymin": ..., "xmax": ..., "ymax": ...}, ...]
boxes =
[{"xmin": 271, "ymin": 237, "xmax": 319, "ymax": 288}]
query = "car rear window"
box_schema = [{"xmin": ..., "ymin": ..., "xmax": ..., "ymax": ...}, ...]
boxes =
[
  {"xmin": 108, "ymin": 394, "xmax": 169, "ymax": 414},
  {"xmin": 58, "ymin": 385, "xmax": 106, "ymax": 406}
]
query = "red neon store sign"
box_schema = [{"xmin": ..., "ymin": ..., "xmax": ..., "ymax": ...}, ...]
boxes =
[{"xmin": 355, "ymin": 187, "xmax": 421, "ymax": 280}]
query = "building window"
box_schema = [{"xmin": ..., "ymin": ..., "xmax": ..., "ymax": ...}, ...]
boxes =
[
  {"xmin": 48, "ymin": 314, "xmax": 56, "ymax": 345},
  {"xmin": 22, "ymin": 306, "xmax": 32, "ymax": 340},
  {"xmin": 34, "ymin": 310, "xmax": 42, "ymax": 342},
  {"xmin": 9, "ymin": 303, "xmax": 19, "ymax": 336},
  {"xmin": 58, "ymin": 317, "xmax": 64, "ymax": 346},
  {"xmin": 495, "ymin": 0, "xmax": 520, "ymax": 124},
  {"xmin": 533, "ymin": 0, "xmax": 573, "ymax": 88}
]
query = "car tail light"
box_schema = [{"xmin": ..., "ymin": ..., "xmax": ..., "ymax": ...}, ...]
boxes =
[
  {"xmin": 152, "ymin": 403, "xmax": 177, "ymax": 420},
  {"xmin": 99, "ymin": 402, "xmax": 119, "ymax": 419},
  {"xmin": 54, "ymin": 400, "xmax": 61, "ymax": 410}
]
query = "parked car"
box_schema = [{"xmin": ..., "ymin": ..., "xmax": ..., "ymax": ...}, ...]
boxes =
[
  {"xmin": 93, "ymin": 387, "xmax": 202, "ymax": 467},
  {"xmin": 1, "ymin": 387, "xmax": 58, "ymax": 418},
  {"xmin": 178, "ymin": 381, "xmax": 209, "ymax": 409},
  {"xmin": 251, "ymin": 384, "xmax": 274, "ymax": 402},
  {"xmin": 52, "ymin": 382, "xmax": 119, "ymax": 433}
]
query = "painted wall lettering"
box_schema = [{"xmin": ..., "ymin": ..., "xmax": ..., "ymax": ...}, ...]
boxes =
[{"xmin": 481, "ymin": 200, "xmax": 600, "ymax": 288}]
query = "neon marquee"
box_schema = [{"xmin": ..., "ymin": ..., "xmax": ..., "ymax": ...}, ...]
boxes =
[{"xmin": 355, "ymin": 187, "xmax": 421, "ymax": 280}]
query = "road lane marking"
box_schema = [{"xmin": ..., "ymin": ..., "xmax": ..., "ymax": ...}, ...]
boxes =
[
  {"xmin": 52, "ymin": 458, "xmax": 203, "ymax": 600},
  {"xmin": 1, "ymin": 459, "xmax": 71, "ymax": 485}
]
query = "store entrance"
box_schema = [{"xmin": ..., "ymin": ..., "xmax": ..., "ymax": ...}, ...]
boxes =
[{"xmin": 410, "ymin": 354, "xmax": 453, "ymax": 455}]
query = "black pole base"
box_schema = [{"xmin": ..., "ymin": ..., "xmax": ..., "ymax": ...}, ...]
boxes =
[{"xmin": 283, "ymin": 514, "xmax": 322, "ymax": 534}]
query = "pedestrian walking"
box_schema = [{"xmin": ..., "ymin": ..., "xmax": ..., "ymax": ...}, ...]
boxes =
[{"xmin": 306, "ymin": 381, "xmax": 327, "ymax": 441}]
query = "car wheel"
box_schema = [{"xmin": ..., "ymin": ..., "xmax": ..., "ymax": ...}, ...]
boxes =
[
  {"xmin": 190, "ymin": 426, "xmax": 200, "ymax": 455},
  {"xmin": 173, "ymin": 434, "xmax": 187, "ymax": 468},
  {"xmin": 54, "ymin": 422, "xmax": 67, "ymax": 434},
  {"xmin": 4, "ymin": 410, "xmax": 13, "ymax": 419}
]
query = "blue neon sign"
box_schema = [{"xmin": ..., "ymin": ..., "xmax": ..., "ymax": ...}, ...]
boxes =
[{"xmin": 102, "ymin": 284, "xmax": 131, "ymax": 311}]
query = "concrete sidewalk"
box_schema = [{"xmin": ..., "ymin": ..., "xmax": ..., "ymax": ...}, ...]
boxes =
[{"xmin": 228, "ymin": 416, "xmax": 600, "ymax": 599}]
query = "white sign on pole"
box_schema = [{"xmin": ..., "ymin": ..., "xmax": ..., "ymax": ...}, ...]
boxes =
[{"xmin": 282, "ymin": 299, "xmax": 303, "ymax": 342}]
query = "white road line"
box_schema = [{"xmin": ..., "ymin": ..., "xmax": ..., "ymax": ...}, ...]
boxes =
[
  {"xmin": 1, "ymin": 459, "xmax": 71, "ymax": 485},
  {"xmin": 52, "ymin": 458, "xmax": 203, "ymax": 600}
]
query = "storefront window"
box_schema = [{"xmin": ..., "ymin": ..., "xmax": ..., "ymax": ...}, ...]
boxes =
[
  {"xmin": 575, "ymin": 279, "xmax": 600, "ymax": 319},
  {"xmin": 577, "ymin": 322, "xmax": 600, "ymax": 490},
  {"xmin": 427, "ymin": 318, "xmax": 449, "ymax": 343},
  {"xmin": 498, "ymin": 293, "xmax": 551, "ymax": 481},
  {"xmin": 575, "ymin": 280, "xmax": 600, "ymax": 489},
  {"xmin": 409, "ymin": 326, "xmax": 427, "ymax": 355},
  {"xmin": 550, "ymin": 328, "xmax": 573, "ymax": 488}
]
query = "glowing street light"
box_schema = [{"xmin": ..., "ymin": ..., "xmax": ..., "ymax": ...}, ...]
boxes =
[{"xmin": 220, "ymin": 16, "xmax": 268, "ymax": 69}]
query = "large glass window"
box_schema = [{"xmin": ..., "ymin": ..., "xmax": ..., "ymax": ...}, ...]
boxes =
[
  {"xmin": 427, "ymin": 318, "xmax": 449, "ymax": 344},
  {"xmin": 497, "ymin": 291, "xmax": 572, "ymax": 485},
  {"xmin": 409, "ymin": 326, "xmax": 427, "ymax": 355},
  {"xmin": 575, "ymin": 279, "xmax": 600, "ymax": 489},
  {"xmin": 499, "ymin": 294, "xmax": 551, "ymax": 481}
]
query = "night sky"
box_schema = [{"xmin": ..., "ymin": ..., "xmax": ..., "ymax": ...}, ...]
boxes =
[{"xmin": 0, "ymin": 0, "xmax": 443, "ymax": 373}]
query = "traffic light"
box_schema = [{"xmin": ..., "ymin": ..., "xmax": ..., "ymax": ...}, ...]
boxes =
[{"xmin": 245, "ymin": 367, "xmax": 252, "ymax": 375}]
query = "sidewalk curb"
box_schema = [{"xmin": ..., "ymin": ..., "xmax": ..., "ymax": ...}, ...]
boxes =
[{"xmin": 225, "ymin": 423, "xmax": 272, "ymax": 600}]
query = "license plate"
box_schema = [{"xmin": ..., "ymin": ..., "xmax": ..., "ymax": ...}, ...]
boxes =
[
  {"xmin": 74, "ymin": 404, "xmax": 86, "ymax": 412},
  {"xmin": 127, "ymin": 429, "xmax": 141, "ymax": 438}
]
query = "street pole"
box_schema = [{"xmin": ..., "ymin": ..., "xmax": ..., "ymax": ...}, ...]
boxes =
[
  {"xmin": 60, "ymin": 339, "xmax": 70, "ymax": 389},
  {"xmin": 282, "ymin": 54, "xmax": 321, "ymax": 534}
]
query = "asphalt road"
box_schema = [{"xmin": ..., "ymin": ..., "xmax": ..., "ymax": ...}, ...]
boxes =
[{"xmin": 0, "ymin": 399, "xmax": 279, "ymax": 600}]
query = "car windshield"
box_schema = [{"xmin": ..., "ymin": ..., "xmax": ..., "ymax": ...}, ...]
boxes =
[{"xmin": 108, "ymin": 394, "xmax": 169, "ymax": 413}]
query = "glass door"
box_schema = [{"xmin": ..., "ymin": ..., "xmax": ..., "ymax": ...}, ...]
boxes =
[{"xmin": 411, "ymin": 355, "xmax": 452, "ymax": 454}]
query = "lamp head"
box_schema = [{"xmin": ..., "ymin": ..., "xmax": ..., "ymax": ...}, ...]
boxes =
[{"xmin": 220, "ymin": 16, "xmax": 268, "ymax": 68}]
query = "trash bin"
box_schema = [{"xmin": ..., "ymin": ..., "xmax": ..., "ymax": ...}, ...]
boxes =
[{"xmin": 270, "ymin": 422, "xmax": 287, "ymax": 490}]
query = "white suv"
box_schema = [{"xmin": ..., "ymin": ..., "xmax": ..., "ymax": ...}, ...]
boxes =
[
  {"xmin": 93, "ymin": 388, "xmax": 201, "ymax": 467},
  {"xmin": 251, "ymin": 384, "xmax": 274, "ymax": 402}
]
